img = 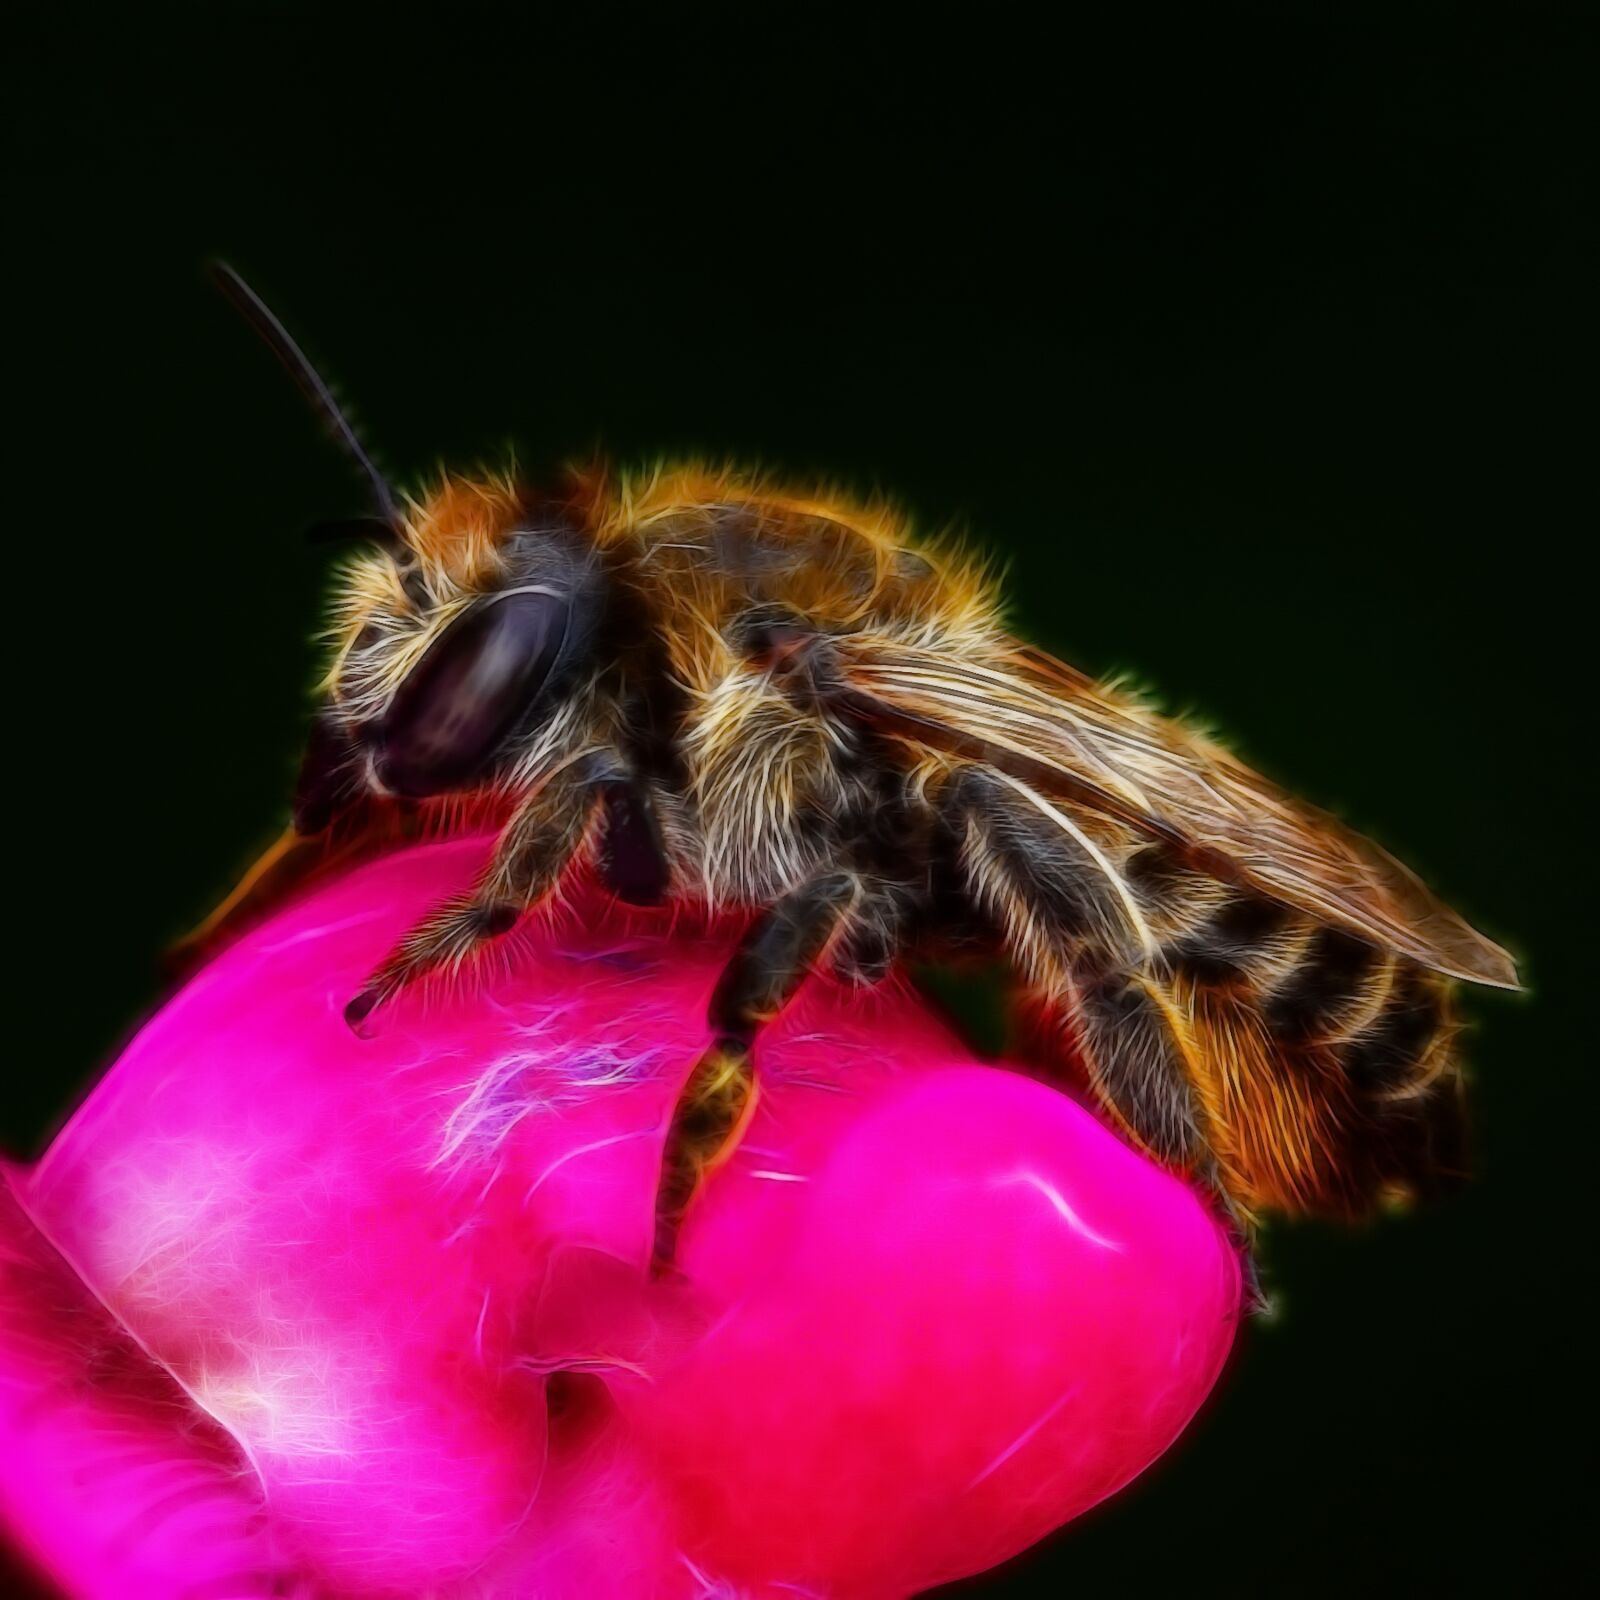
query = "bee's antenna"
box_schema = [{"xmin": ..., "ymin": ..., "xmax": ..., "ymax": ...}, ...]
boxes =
[{"xmin": 208, "ymin": 260, "xmax": 403, "ymax": 543}]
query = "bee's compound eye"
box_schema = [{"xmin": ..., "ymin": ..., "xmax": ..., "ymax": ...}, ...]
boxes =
[{"xmin": 376, "ymin": 587, "xmax": 570, "ymax": 796}]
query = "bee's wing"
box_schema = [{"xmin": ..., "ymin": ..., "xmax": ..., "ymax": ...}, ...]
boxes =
[{"xmin": 836, "ymin": 638, "xmax": 1520, "ymax": 990}]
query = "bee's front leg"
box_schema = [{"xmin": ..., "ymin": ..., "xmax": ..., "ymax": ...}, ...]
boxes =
[
  {"xmin": 345, "ymin": 751, "xmax": 641, "ymax": 1032},
  {"xmin": 652, "ymin": 870, "xmax": 865, "ymax": 1271}
]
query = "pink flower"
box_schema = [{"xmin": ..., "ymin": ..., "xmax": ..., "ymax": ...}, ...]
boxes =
[{"xmin": 2, "ymin": 836, "xmax": 1239, "ymax": 1597}]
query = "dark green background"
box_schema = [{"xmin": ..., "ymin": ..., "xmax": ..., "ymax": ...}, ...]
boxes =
[{"xmin": 11, "ymin": 6, "xmax": 1591, "ymax": 1594}]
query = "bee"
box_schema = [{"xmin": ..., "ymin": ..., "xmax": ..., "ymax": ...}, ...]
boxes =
[{"xmin": 196, "ymin": 266, "xmax": 1519, "ymax": 1286}]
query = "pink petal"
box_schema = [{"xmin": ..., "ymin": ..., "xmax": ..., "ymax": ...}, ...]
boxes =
[{"xmin": 3, "ymin": 836, "xmax": 1239, "ymax": 1596}]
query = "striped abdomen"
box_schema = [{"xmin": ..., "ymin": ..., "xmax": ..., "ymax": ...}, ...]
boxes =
[{"xmin": 1149, "ymin": 876, "xmax": 1466, "ymax": 1219}]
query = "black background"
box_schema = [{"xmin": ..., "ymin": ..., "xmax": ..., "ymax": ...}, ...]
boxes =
[{"xmin": 10, "ymin": 5, "xmax": 1592, "ymax": 1594}]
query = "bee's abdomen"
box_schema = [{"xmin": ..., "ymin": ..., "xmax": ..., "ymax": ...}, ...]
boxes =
[{"xmin": 1160, "ymin": 890, "xmax": 1465, "ymax": 1217}]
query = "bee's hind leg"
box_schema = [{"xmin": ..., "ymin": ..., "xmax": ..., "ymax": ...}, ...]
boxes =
[
  {"xmin": 942, "ymin": 766, "xmax": 1270, "ymax": 1314},
  {"xmin": 652, "ymin": 870, "xmax": 864, "ymax": 1271}
]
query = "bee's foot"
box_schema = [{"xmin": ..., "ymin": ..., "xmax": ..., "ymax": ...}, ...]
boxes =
[
  {"xmin": 1201, "ymin": 1173, "xmax": 1271, "ymax": 1318},
  {"xmin": 649, "ymin": 1139, "xmax": 701, "ymax": 1281},
  {"xmin": 343, "ymin": 985, "xmax": 384, "ymax": 1036},
  {"xmin": 1243, "ymin": 1272, "xmax": 1277, "ymax": 1320},
  {"xmin": 648, "ymin": 1213, "xmax": 688, "ymax": 1282},
  {"xmin": 1236, "ymin": 1243, "xmax": 1277, "ymax": 1318}
]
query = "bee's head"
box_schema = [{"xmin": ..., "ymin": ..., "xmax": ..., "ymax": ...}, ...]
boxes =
[
  {"xmin": 203, "ymin": 265, "xmax": 613, "ymax": 827},
  {"xmin": 301, "ymin": 477, "xmax": 609, "ymax": 821}
]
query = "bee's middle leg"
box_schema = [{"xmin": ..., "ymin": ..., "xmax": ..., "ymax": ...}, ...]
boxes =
[{"xmin": 652, "ymin": 869, "xmax": 864, "ymax": 1269}]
